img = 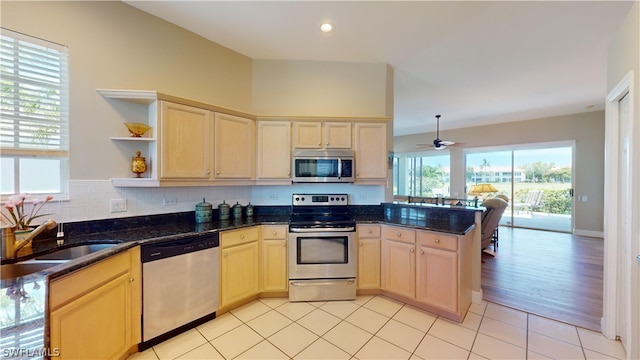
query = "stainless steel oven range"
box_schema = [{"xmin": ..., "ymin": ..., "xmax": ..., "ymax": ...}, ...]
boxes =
[{"xmin": 288, "ymin": 193, "xmax": 356, "ymax": 301}]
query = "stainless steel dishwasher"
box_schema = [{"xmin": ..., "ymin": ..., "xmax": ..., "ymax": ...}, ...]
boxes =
[{"xmin": 140, "ymin": 233, "xmax": 219, "ymax": 349}]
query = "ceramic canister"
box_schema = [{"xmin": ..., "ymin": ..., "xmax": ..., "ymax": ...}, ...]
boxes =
[
  {"xmin": 195, "ymin": 198, "xmax": 212, "ymax": 223},
  {"xmin": 232, "ymin": 201, "xmax": 243, "ymax": 219},
  {"xmin": 218, "ymin": 200, "xmax": 230, "ymax": 220},
  {"xmin": 245, "ymin": 202, "xmax": 254, "ymax": 218}
]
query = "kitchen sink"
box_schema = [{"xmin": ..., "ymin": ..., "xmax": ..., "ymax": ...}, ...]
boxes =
[
  {"xmin": 34, "ymin": 243, "xmax": 118, "ymax": 260},
  {"xmin": 1, "ymin": 244, "xmax": 118, "ymax": 280},
  {"xmin": 1, "ymin": 260, "xmax": 67, "ymax": 280}
]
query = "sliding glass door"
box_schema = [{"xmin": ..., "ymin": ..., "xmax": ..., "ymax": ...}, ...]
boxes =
[{"xmin": 466, "ymin": 144, "xmax": 573, "ymax": 233}]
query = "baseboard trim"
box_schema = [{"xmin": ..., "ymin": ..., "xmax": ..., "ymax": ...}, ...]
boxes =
[
  {"xmin": 472, "ymin": 289, "xmax": 483, "ymax": 304},
  {"xmin": 574, "ymin": 229, "xmax": 604, "ymax": 238}
]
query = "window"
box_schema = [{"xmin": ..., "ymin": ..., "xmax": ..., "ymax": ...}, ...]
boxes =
[
  {"xmin": 394, "ymin": 153, "xmax": 450, "ymax": 197},
  {"xmin": 1, "ymin": 29, "xmax": 69, "ymax": 196}
]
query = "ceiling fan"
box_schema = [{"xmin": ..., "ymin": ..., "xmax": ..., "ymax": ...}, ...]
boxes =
[{"xmin": 417, "ymin": 114, "xmax": 457, "ymax": 150}]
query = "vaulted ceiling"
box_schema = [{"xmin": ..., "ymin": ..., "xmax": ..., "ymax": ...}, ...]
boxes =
[{"xmin": 125, "ymin": 1, "xmax": 633, "ymax": 136}]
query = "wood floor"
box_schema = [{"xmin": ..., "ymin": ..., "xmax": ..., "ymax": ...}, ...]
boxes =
[{"xmin": 481, "ymin": 227, "xmax": 604, "ymax": 332}]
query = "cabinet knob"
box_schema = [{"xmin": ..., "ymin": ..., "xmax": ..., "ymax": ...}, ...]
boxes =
[
  {"xmin": 420, "ymin": 250, "xmax": 424, "ymax": 255},
  {"xmin": 240, "ymin": 235, "xmax": 245, "ymax": 239},
  {"xmin": 223, "ymin": 252, "xmax": 227, "ymax": 257},
  {"xmin": 410, "ymin": 248, "xmax": 415, "ymax": 253},
  {"xmin": 206, "ymin": 170, "xmax": 211, "ymax": 175},
  {"xmin": 273, "ymin": 231, "xmax": 277, "ymax": 236},
  {"xmin": 216, "ymin": 170, "xmax": 220, "ymax": 175},
  {"xmin": 368, "ymin": 229, "xmax": 373, "ymax": 234},
  {"xmin": 435, "ymin": 239, "xmax": 440, "ymax": 244},
  {"xmin": 396, "ymin": 232, "xmax": 402, "ymax": 237},
  {"xmin": 129, "ymin": 277, "xmax": 135, "ymax": 283}
]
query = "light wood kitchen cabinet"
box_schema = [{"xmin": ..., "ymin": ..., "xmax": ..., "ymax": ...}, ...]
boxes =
[
  {"xmin": 381, "ymin": 225, "xmax": 416, "ymax": 299},
  {"xmin": 416, "ymin": 231, "xmax": 459, "ymax": 312},
  {"xmin": 220, "ymin": 227, "xmax": 260, "ymax": 308},
  {"xmin": 293, "ymin": 121, "xmax": 351, "ymax": 149},
  {"xmin": 256, "ymin": 121, "xmax": 291, "ymax": 180},
  {"xmin": 357, "ymin": 224, "xmax": 381, "ymax": 290},
  {"xmin": 160, "ymin": 101, "xmax": 213, "ymax": 180},
  {"xmin": 261, "ymin": 225, "xmax": 288, "ymax": 292},
  {"xmin": 380, "ymin": 224, "xmax": 472, "ymax": 322},
  {"xmin": 214, "ymin": 113, "xmax": 255, "ymax": 179},
  {"xmin": 324, "ymin": 122, "xmax": 352, "ymax": 148},
  {"xmin": 354, "ymin": 122, "xmax": 387, "ymax": 181},
  {"xmin": 49, "ymin": 247, "xmax": 141, "ymax": 360},
  {"xmin": 293, "ymin": 122, "xmax": 322, "ymax": 148}
]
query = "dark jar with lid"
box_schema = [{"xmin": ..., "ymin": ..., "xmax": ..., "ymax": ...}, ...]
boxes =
[
  {"xmin": 232, "ymin": 202, "xmax": 243, "ymax": 219},
  {"xmin": 246, "ymin": 202, "xmax": 254, "ymax": 218},
  {"xmin": 195, "ymin": 198, "xmax": 212, "ymax": 223},
  {"xmin": 218, "ymin": 200, "xmax": 230, "ymax": 220}
]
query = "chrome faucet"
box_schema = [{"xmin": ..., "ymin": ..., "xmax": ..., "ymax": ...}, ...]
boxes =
[{"xmin": 2, "ymin": 219, "xmax": 57, "ymax": 258}]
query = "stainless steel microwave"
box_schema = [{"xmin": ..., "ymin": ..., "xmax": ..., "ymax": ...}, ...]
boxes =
[{"xmin": 292, "ymin": 149, "xmax": 355, "ymax": 183}]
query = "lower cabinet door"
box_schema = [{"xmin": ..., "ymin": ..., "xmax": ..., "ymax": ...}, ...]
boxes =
[
  {"xmin": 416, "ymin": 244, "xmax": 458, "ymax": 312},
  {"xmin": 220, "ymin": 241, "xmax": 260, "ymax": 307},
  {"xmin": 262, "ymin": 239, "xmax": 288, "ymax": 292},
  {"xmin": 50, "ymin": 273, "xmax": 133, "ymax": 360},
  {"xmin": 357, "ymin": 238, "xmax": 381, "ymax": 289},
  {"xmin": 382, "ymin": 239, "xmax": 415, "ymax": 298}
]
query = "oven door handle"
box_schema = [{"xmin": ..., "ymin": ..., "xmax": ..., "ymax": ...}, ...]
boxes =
[
  {"xmin": 290, "ymin": 279, "xmax": 356, "ymax": 286},
  {"xmin": 289, "ymin": 227, "xmax": 355, "ymax": 233}
]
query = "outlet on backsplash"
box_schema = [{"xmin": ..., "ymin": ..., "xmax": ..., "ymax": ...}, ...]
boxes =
[
  {"xmin": 109, "ymin": 199, "xmax": 127, "ymax": 213},
  {"xmin": 163, "ymin": 198, "xmax": 177, "ymax": 206}
]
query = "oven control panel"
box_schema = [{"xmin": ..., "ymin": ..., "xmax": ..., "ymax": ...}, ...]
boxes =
[{"xmin": 292, "ymin": 194, "xmax": 348, "ymax": 206}]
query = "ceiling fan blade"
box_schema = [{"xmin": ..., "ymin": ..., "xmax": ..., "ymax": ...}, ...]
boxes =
[{"xmin": 440, "ymin": 140, "xmax": 455, "ymax": 146}]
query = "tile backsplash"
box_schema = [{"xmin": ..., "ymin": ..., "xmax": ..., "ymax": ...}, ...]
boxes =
[{"xmin": 37, "ymin": 180, "xmax": 385, "ymax": 225}]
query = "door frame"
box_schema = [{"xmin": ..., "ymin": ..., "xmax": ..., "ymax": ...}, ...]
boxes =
[{"xmin": 603, "ymin": 70, "xmax": 638, "ymax": 359}]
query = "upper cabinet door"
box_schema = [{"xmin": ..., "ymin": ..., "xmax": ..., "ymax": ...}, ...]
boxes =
[
  {"xmin": 354, "ymin": 122, "xmax": 388, "ymax": 180},
  {"xmin": 257, "ymin": 121, "xmax": 291, "ymax": 179},
  {"xmin": 214, "ymin": 113, "xmax": 255, "ymax": 179},
  {"xmin": 324, "ymin": 122, "xmax": 352, "ymax": 149},
  {"xmin": 159, "ymin": 101, "xmax": 213, "ymax": 179},
  {"xmin": 293, "ymin": 122, "xmax": 322, "ymax": 149}
]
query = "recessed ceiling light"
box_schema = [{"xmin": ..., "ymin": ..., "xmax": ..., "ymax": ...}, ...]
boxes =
[{"xmin": 320, "ymin": 23, "xmax": 333, "ymax": 32}]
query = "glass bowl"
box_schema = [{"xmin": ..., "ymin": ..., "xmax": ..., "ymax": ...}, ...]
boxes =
[{"xmin": 124, "ymin": 123, "xmax": 151, "ymax": 137}]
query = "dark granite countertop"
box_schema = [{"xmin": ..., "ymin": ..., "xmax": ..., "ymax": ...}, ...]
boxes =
[
  {"xmin": 0, "ymin": 209, "xmax": 290, "ymax": 356},
  {"xmin": 0, "ymin": 203, "xmax": 482, "ymax": 355}
]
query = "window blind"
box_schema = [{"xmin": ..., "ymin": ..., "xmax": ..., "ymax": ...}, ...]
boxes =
[{"xmin": 0, "ymin": 29, "xmax": 69, "ymax": 158}]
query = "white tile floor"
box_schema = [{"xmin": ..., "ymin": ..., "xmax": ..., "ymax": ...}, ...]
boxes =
[{"xmin": 128, "ymin": 296, "xmax": 626, "ymax": 360}]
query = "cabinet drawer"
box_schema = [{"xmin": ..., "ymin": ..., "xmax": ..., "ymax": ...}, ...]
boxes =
[
  {"xmin": 221, "ymin": 226, "xmax": 260, "ymax": 248},
  {"xmin": 382, "ymin": 226, "xmax": 416, "ymax": 244},
  {"xmin": 262, "ymin": 225, "xmax": 288, "ymax": 240},
  {"xmin": 417, "ymin": 231, "xmax": 458, "ymax": 252},
  {"xmin": 50, "ymin": 250, "xmax": 132, "ymax": 310},
  {"xmin": 357, "ymin": 224, "xmax": 381, "ymax": 238}
]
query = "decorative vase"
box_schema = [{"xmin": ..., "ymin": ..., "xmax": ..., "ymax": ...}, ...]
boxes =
[{"xmin": 131, "ymin": 150, "xmax": 147, "ymax": 178}]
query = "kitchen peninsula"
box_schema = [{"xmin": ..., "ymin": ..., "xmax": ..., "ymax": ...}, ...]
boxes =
[{"xmin": 0, "ymin": 203, "xmax": 481, "ymax": 359}]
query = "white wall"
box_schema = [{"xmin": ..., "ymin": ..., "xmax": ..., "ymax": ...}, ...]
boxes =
[{"xmin": 603, "ymin": 2, "xmax": 639, "ymax": 357}]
